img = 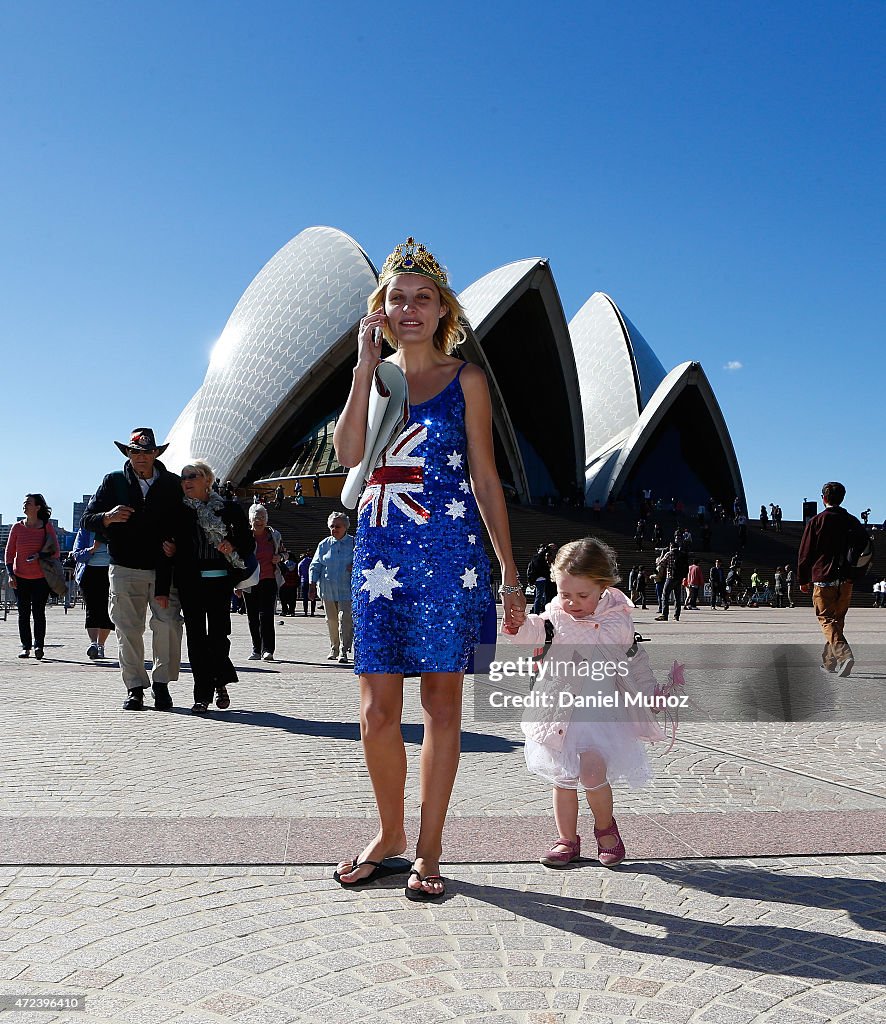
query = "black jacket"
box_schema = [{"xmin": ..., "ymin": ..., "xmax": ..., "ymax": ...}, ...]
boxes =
[
  {"xmin": 80, "ymin": 459, "xmax": 184, "ymax": 596},
  {"xmin": 174, "ymin": 499, "xmax": 255, "ymax": 587},
  {"xmin": 527, "ymin": 553, "xmax": 550, "ymax": 581}
]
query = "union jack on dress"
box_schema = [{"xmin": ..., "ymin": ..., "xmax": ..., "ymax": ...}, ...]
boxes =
[{"xmin": 359, "ymin": 422, "xmax": 430, "ymax": 528}]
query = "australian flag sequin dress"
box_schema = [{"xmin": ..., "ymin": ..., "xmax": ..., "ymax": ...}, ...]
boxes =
[{"xmin": 352, "ymin": 362, "xmax": 492, "ymax": 675}]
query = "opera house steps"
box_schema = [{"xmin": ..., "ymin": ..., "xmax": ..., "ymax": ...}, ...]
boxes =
[{"xmin": 243, "ymin": 494, "xmax": 881, "ymax": 609}]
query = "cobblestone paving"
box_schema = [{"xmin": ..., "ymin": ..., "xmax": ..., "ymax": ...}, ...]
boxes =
[
  {"xmin": 0, "ymin": 609, "xmax": 883, "ymax": 818},
  {"xmin": 0, "ymin": 858, "xmax": 884, "ymax": 1024},
  {"xmin": 1, "ymin": 606, "xmax": 884, "ymax": 1022}
]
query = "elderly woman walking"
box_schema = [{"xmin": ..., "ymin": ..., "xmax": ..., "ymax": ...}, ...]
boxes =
[
  {"xmin": 175, "ymin": 461, "xmax": 255, "ymax": 713},
  {"xmin": 309, "ymin": 512, "xmax": 355, "ymax": 663},
  {"xmin": 241, "ymin": 504, "xmax": 283, "ymax": 662}
]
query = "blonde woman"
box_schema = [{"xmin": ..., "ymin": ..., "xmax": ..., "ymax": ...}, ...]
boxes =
[
  {"xmin": 332, "ymin": 238, "xmax": 524, "ymax": 900},
  {"xmin": 176, "ymin": 462, "xmax": 254, "ymax": 712}
]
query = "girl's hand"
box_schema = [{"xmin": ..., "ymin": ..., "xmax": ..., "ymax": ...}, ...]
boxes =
[
  {"xmin": 217, "ymin": 540, "xmax": 233, "ymax": 556},
  {"xmin": 162, "ymin": 540, "xmax": 176, "ymax": 558},
  {"xmin": 356, "ymin": 310, "xmax": 387, "ymax": 370}
]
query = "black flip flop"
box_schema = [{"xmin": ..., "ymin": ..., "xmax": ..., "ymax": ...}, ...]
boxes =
[
  {"xmin": 404, "ymin": 867, "xmax": 446, "ymax": 902},
  {"xmin": 333, "ymin": 856, "xmax": 410, "ymax": 888}
]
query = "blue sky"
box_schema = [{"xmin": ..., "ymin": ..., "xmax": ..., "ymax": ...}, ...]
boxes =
[{"xmin": 1, "ymin": 1, "xmax": 883, "ymax": 531}]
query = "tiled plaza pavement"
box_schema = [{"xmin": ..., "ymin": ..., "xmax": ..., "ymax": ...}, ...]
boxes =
[{"xmin": 0, "ymin": 602, "xmax": 884, "ymax": 1022}]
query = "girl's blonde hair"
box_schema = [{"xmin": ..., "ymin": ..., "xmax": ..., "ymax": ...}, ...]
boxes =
[
  {"xmin": 552, "ymin": 537, "xmax": 621, "ymax": 587},
  {"xmin": 367, "ymin": 278, "xmax": 467, "ymax": 355}
]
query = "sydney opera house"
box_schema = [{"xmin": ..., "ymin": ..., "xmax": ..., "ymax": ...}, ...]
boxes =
[{"xmin": 165, "ymin": 226, "xmax": 745, "ymax": 510}]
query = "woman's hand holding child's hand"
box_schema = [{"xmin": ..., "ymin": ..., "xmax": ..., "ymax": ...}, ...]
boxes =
[{"xmin": 502, "ymin": 603, "xmax": 526, "ymax": 635}]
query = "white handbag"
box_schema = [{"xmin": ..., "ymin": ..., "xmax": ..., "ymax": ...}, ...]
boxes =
[{"xmin": 340, "ymin": 362, "xmax": 409, "ymax": 509}]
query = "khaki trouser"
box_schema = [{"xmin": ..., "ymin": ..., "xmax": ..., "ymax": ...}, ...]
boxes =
[
  {"xmin": 323, "ymin": 598, "xmax": 353, "ymax": 657},
  {"xmin": 812, "ymin": 581, "xmax": 854, "ymax": 670},
  {"xmin": 109, "ymin": 565, "xmax": 183, "ymax": 691}
]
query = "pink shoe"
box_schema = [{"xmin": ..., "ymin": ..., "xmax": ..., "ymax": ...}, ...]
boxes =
[
  {"xmin": 540, "ymin": 836, "xmax": 581, "ymax": 868},
  {"xmin": 594, "ymin": 817, "xmax": 626, "ymax": 867}
]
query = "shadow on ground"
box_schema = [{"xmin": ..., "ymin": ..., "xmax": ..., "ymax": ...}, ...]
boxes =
[
  {"xmin": 186, "ymin": 708, "xmax": 523, "ymax": 753},
  {"xmin": 458, "ymin": 866, "xmax": 886, "ymax": 983}
]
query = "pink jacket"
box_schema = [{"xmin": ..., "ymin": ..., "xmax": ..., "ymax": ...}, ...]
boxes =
[{"xmin": 501, "ymin": 589, "xmax": 663, "ymax": 750}]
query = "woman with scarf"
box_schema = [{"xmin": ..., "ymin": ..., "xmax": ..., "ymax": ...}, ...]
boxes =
[{"xmin": 175, "ymin": 461, "xmax": 255, "ymax": 714}]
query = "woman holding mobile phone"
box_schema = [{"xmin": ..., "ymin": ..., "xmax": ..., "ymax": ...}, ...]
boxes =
[{"xmin": 332, "ymin": 238, "xmax": 524, "ymax": 900}]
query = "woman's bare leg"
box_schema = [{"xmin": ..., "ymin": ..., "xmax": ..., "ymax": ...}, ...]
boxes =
[
  {"xmin": 336, "ymin": 674, "xmax": 408, "ymax": 883},
  {"xmin": 410, "ymin": 672, "xmax": 463, "ymax": 896}
]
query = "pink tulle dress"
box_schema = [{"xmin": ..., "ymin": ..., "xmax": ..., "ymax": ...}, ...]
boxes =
[{"xmin": 501, "ymin": 589, "xmax": 662, "ymax": 790}]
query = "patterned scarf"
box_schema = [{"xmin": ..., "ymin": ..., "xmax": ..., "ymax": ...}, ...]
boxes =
[{"xmin": 183, "ymin": 492, "xmax": 246, "ymax": 570}]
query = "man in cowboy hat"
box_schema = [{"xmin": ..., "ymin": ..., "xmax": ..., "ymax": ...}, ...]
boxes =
[{"xmin": 81, "ymin": 427, "xmax": 185, "ymax": 710}]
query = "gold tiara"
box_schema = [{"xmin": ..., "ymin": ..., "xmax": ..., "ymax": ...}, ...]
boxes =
[{"xmin": 379, "ymin": 237, "xmax": 448, "ymax": 288}]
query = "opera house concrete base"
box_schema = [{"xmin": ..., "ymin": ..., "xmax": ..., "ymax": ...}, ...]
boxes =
[{"xmin": 164, "ymin": 226, "xmax": 745, "ymax": 511}]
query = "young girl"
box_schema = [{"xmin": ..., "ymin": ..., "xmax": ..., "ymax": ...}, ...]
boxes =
[{"xmin": 504, "ymin": 537, "xmax": 662, "ymax": 868}]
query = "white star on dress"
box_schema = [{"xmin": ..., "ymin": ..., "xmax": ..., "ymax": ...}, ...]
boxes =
[
  {"xmin": 459, "ymin": 480, "xmax": 470, "ymax": 493},
  {"xmin": 460, "ymin": 567, "xmax": 479, "ymax": 589},
  {"xmin": 446, "ymin": 450, "xmax": 463, "ymax": 469},
  {"xmin": 360, "ymin": 560, "xmax": 403, "ymax": 602},
  {"xmin": 468, "ymin": 534, "xmax": 477, "ymax": 545},
  {"xmin": 445, "ymin": 499, "xmax": 466, "ymax": 520}
]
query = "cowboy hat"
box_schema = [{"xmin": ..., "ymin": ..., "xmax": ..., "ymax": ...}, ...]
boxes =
[{"xmin": 114, "ymin": 427, "xmax": 169, "ymax": 456}]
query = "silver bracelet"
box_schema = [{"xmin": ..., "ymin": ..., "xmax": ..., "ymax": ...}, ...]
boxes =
[{"xmin": 498, "ymin": 583, "xmax": 523, "ymax": 595}]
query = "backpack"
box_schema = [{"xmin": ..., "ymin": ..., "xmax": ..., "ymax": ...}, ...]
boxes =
[{"xmin": 845, "ymin": 524, "xmax": 874, "ymax": 578}]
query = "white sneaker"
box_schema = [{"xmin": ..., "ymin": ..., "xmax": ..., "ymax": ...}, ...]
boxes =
[
  {"xmin": 327, "ymin": 653, "xmax": 339, "ymax": 661},
  {"xmin": 262, "ymin": 652, "xmax": 275, "ymax": 662},
  {"xmin": 96, "ymin": 645, "xmax": 105, "ymax": 659},
  {"xmin": 248, "ymin": 650, "xmax": 261, "ymax": 661},
  {"xmin": 86, "ymin": 642, "xmax": 99, "ymax": 659}
]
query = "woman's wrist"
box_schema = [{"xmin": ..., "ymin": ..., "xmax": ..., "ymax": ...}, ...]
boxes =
[
  {"xmin": 499, "ymin": 562, "xmax": 519, "ymax": 583},
  {"xmin": 498, "ymin": 582, "xmax": 523, "ymax": 596}
]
